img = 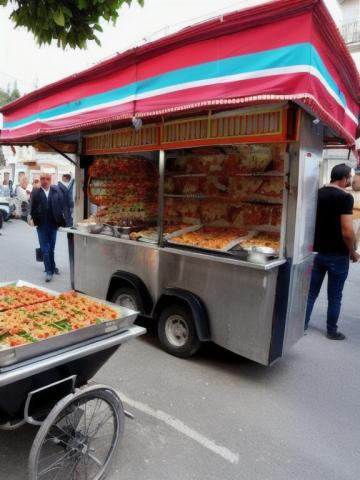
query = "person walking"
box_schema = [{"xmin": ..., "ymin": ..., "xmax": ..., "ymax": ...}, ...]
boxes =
[
  {"xmin": 305, "ymin": 163, "xmax": 360, "ymax": 340},
  {"xmin": 15, "ymin": 176, "xmax": 31, "ymax": 220},
  {"xmin": 30, "ymin": 173, "xmax": 66, "ymax": 282},
  {"xmin": 57, "ymin": 173, "xmax": 74, "ymax": 227}
]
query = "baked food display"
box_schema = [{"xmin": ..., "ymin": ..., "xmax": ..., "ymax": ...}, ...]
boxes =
[
  {"xmin": 200, "ymin": 200, "xmax": 229, "ymax": 225},
  {"xmin": 229, "ymin": 177, "xmax": 264, "ymax": 200},
  {"xmin": 205, "ymin": 176, "xmax": 229, "ymax": 197},
  {"xmin": 222, "ymin": 145, "xmax": 275, "ymax": 173},
  {"xmin": 165, "ymin": 176, "xmax": 206, "ymax": 195},
  {"xmin": 166, "ymin": 149, "xmax": 225, "ymax": 174},
  {"xmin": 129, "ymin": 223, "xmax": 198, "ymax": 241},
  {"xmin": 86, "ymin": 145, "xmax": 285, "ymax": 260},
  {"xmin": 239, "ymin": 232, "xmax": 280, "ymax": 252},
  {"xmin": 129, "ymin": 228, "xmax": 158, "ymax": 241},
  {"xmin": 0, "ymin": 289, "xmax": 118, "ymax": 347},
  {"xmin": 255, "ymin": 177, "xmax": 284, "ymax": 199},
  {"xmin": 0, "ymin": 286, "xmax": 54, "ymax": 312},
  {"xmin": 88, "ymin": 155, "xmax": 158, "ymax": 226},
  {"xmin": 164, "ymin": 198, "xmax": 201, "ymax": 224},
  {"xmin": 170, "ymin": 226, "xmax": 248, "ymax": 250}
]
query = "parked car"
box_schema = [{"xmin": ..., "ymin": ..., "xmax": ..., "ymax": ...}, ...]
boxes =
[{"xmin": 0, "ymin": 185, "xmax": 15, "ymax": 226}]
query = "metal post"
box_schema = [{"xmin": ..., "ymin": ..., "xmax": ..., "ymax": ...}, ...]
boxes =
[
  {"xmin": 158, "ymin": 150, "xmax": 165, "ymax": 246},
  {"xmin": 73, "ymin": 134, "xmax": 83, "ymax": 225}
]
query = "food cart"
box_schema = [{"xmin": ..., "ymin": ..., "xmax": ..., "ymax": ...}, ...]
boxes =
[
  {"xmin": 1, "ymin": 0, "xmax": 359, "ymax": 365},
  {"xmin": 0, "ymin": 280, "xmax": 144, "ymax": 479}
]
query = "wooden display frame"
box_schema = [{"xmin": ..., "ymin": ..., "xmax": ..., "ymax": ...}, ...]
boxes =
[{"xmin": 83, "ymin": 106, "xmax": 299, "ymax": 155}]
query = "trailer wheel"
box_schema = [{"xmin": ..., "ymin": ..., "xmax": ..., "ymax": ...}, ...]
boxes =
[
  {"xmin": 29, "ymin": 385, "xmax": 124, "ymax": 480},
  {"xmin": 111, "ymin": 287, "xmax": 142, "ymax": 312},
  {"xmin": 158, "ymin": 304, "xmax": 201, "ymax": 358}
]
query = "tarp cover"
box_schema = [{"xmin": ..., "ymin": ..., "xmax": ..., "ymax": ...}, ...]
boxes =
[{"xmin": 1, "ymin": 0, "xmax": 359, "ymax": 145}]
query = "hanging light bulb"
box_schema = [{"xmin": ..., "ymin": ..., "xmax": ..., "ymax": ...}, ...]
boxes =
[{"xmin": 132, "ymin": 116, "xmax": 143, "ymax": 130}]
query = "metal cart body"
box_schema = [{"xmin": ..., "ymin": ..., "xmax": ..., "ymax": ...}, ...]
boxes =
[
  {"xmin": 0, "ymin": 327, "xmax": 144, "ymax": 423},
  {"xmin": 0, "ymin": 290, "xmax": 145, "ymax": 479},
  {"xmin": 66, "ymin": 111, "xmax": 322, "ymax": 366}
]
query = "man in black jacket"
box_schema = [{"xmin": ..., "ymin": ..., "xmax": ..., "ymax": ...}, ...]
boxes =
[{"xmin": 30, "ymin": 173, "xmax": 65, "ymax": 282}]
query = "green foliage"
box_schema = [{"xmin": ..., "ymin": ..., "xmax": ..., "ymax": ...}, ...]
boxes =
[
  {"xmin": 1, "ymin": 0, "xmax": 144, "ymax": 49},
  {"xmin": 0, "ymin": 82, "xmax": 21, "ymax": 106}
]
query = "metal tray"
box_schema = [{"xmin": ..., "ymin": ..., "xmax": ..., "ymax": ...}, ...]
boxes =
[
  {"xmin": 167, "ymin": 230, "xmax": 255, "ymax": 253},
  {"xmin": 136, "ymin": 224, "xmax": 202, "ymax": 244},
  {"xmin": 0, "ymin": 281, "xmax": 138, "ymax": 367},
  {"xmin": 236, "ymin": 245, "xmax": 279, "ymax": 255},
  {"xmin": 164, "ymin": 223, "xmax": 202, "ymax": 240}
]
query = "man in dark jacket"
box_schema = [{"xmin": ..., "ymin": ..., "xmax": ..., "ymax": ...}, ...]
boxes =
[
  {"xmin": 30, "ymin": 173, "xmax": 65, "ymax": 282},
  {"xmin": 305, "ymin": 164, "xmax": 359, "ymax": 340},
  {"xmin": 57, "ymin": 173, "xmax": 74, "ymax": 227}
]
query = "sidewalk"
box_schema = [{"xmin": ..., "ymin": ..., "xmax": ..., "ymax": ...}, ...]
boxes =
[{"xmin": 0, "ymin": 219, "xmax": 71, "ymax": 291}]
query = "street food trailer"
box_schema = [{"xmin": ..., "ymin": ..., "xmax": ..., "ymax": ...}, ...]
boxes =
[{"xmin": 1, "ymin": 0, "xmax": 359, "ymax": 365}]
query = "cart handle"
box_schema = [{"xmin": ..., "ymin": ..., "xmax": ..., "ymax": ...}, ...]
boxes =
[{"xmin": 24, "ymin": 375, "xmax": 77, "ymax": 426}]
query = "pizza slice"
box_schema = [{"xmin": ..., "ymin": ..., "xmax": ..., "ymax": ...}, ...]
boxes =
[
  {"xmin": 256, "ymin": 178, "xmax": 284, "ymax": 198},
  {"xmin": 200, "ymin": 200, "xmax": 228, "ymax": 224},
  {"xmin": 229, "ymin": 177, "xmax": 264, "ymax": 200}
]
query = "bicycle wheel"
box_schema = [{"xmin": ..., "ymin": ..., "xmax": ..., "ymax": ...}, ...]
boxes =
[{"xmin": 29, "ymin": 385, "xmax": 124, "ymax": 480}]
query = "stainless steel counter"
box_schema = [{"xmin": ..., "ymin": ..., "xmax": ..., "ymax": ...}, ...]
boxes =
[
  {"xmin": 62, "ymin": 228, "xmax": 286, "ymax": 271},
  {"xmin": 67, "ymin": 229, "xmax": 285, "ymax": 364}
]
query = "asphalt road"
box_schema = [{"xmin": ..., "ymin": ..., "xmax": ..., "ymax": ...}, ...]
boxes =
[{"xmin": 0, "ymin": 220, "xmax": 359, "ymax": 480}]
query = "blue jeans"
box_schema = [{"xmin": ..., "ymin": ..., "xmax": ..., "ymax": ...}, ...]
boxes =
[
  {"xmin": 37, "ymin": 226, "xmax": 57, "ymax": 275},
  {"xmin": 305, "ymin": 254, "xmax": 349, "ymax": 334}
]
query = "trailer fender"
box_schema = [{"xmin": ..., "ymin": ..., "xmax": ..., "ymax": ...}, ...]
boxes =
[
  {"xmin": 153, "ymin": 289, "xmax": 210, "ymax": 341},
  {"xmin": 106, "ymin": 271, "xmax": 153, "ymax": 314}
]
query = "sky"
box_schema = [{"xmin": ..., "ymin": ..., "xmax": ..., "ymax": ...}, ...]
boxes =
[{"xmin": 0, "ymin": 0, "xmax": 342, "ymax": 95}]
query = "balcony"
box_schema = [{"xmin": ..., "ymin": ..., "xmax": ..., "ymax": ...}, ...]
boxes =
[{"xmin": 341, "ymin": 20, "xmax": 360, "ymax": 46}]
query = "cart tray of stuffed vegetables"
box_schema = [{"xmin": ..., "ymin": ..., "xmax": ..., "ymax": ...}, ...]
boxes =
[{"xmin": 0, "ymin": 280, "xmax": 138, "ymax": 367}]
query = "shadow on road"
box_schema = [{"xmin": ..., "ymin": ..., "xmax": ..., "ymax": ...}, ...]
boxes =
[{"xmin": 134, "ymin": 329, "xmax": 298, "ymax": 385}]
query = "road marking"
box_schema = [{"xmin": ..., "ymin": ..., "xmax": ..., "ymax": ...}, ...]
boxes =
[{"xmin": 118, "ymin": 391, "xmax": 239, "ymax": 465}]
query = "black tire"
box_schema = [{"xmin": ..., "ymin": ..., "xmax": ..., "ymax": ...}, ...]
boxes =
[
  {"xmin": 111, "ymin": 286, "xmax": 143, "ymax": 312},
  {"xmin": 158, "ymin": 304, "xmax": 201, "ymax": 358},
  {"xmin": 29, "ymin": 385, "xmax": 124, "ymax": 480},
  {"xmin": 0, "ymin": 211, "xmax": 3, "ymax": 229}
]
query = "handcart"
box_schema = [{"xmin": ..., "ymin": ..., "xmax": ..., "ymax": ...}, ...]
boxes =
[{"xmin": 0, "ymin": 281, "xmax": 145, "ymax": 480}]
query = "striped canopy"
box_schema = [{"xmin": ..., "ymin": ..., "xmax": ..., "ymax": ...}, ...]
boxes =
[{"xmin": 1, "ymin": 0, "xmax": 359, "ymax": 145}]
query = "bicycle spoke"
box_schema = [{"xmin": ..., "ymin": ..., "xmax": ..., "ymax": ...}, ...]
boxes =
[
  {"xmin": 87, "ymin": 410, "xmax": 113, "ymax": 439},
  {"xmin": 84, "ymin": 398, "xmax": 102, "ymax": 437},
  {"xmin": 33, "ymin": 391, "xmax": 120, "ymax": 480},
  {"xmin": 86, "ymin": 452, "xmax": 103, "ymax": 468},
  {"xmin": 38, "ymin": 449, "xmax": 74, "ymax": 477}
]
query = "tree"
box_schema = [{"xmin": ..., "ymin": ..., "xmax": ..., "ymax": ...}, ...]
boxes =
[
  {"xmin": 0, "ymin": 82, "xmax": 20, "ymax": 106},
  {"xmin": 9, "ymin": 82, "xmax": 20, "ymax": 102},
  {"xmin": 0, "ymin": 0, "xmax": 144, "ymax": 49}
]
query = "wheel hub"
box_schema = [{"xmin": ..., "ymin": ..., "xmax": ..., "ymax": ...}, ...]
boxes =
[
  {"xmin": 165, "ymin": 315, "xmax": 190, "ymax": 347},
  {"xmin": 117, "ymin": 294, "xmax": 137, "ymax": 310}
]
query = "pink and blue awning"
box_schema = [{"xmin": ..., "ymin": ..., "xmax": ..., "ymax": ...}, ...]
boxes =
[{"xmin": 1, "ymin": 0, "xmax": 359, "ymax": 145}]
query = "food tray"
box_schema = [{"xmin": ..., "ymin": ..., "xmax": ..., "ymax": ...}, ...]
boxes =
[
  {"xmin": 0, "ymin": 280, "xmax": 138, "ymax": 367},
  {"xmin": 164, "ymin": 224, "xmax": 202, "ymax": 240},
  {"xmin": 167, "ymin": 231, "xmax": 255, "ymax": 253},
  {"xmin": 138, "ymin": 233, "xmax": 158, "ymax": 244},
  {"xmin": 239, "ymin": 245, "xmax": 279, "ymax": 255},
  {"xmin": 236, "ymin": 232, "xmax": 280, "ymax": 256},
  {"xmin": 135, "ymin": 224, "xmax": 202, "ymax": 243}
]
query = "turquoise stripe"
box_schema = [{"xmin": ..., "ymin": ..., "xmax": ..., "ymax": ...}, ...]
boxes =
[{"xmin": 4, "ymin": 42, "xmax": 347, "ymax": 129}]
